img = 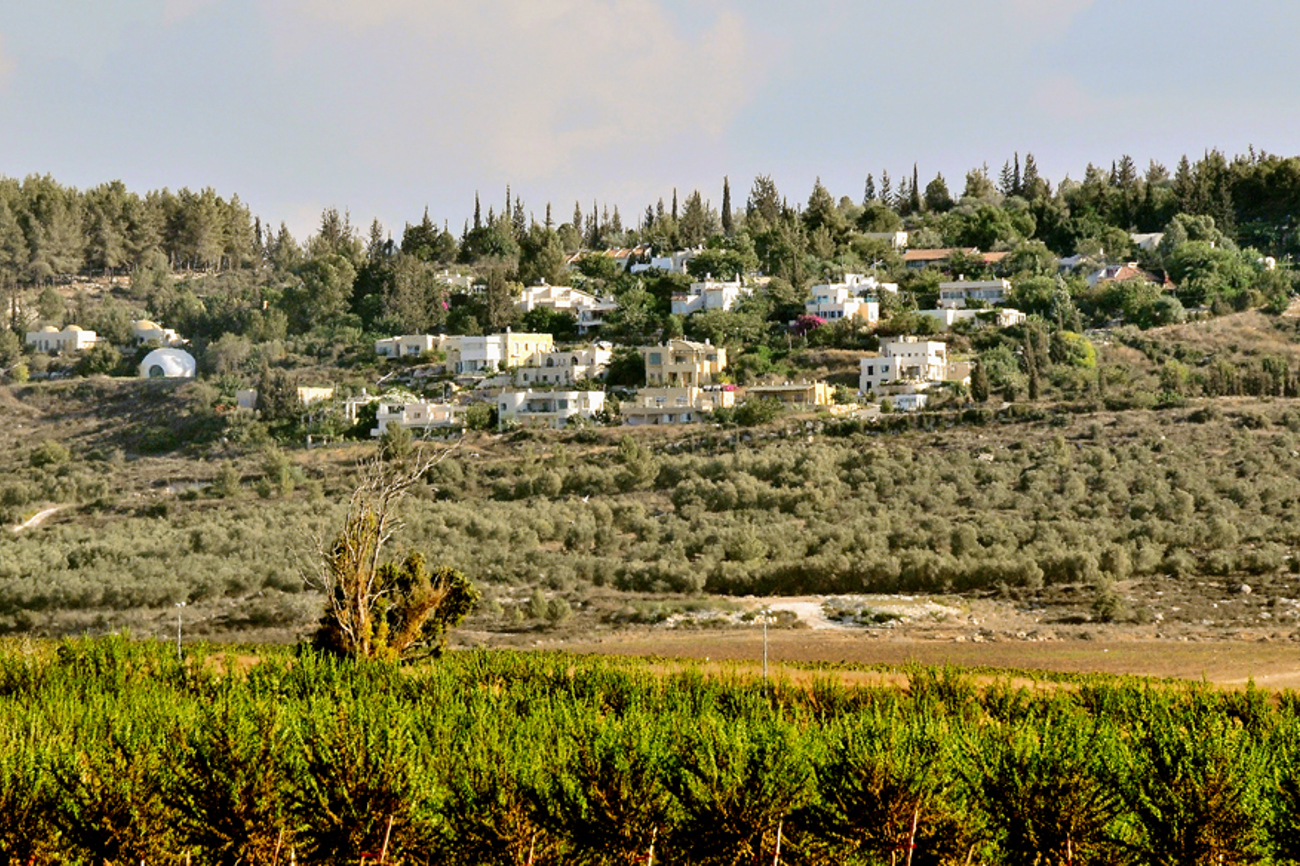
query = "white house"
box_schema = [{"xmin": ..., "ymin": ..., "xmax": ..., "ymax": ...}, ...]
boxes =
[
  {"xmin": 805, "ymin": 275, "xmax": 881, "ymax": 323},
  {"xmin": 917, "ymin": 307, "xmax": 1026, "ymax": 330},
  {"xmin": 132, "ymin": 319, "xmax": 181, "ymax": 347},
  {"xmin": 375, "ymin": 334, "xmax": 439, "ymax": 359},
  {"xmin": 630, "ymin": 248, "xmax": 700, "ymax": 275},
  {"xmin": 25, "ymin": 325, "xmax": 99, "ymax": 354},
  {"xmin": 497, "ymin": 389, "xmax": 606, "ymax": 429},
  {"xmin": 671, "ymin": 278, "xmax": 751, "ymax": 316},
  {"xmin": 441, "ymin": 331, "xmax": 554, "ymax": 375},
  {"xmin": 139, "ymin": 348, "xmax": 196, "ymax": 379},
  {"xmin": 621, "ymin": 386, "xmax": 735, "ymax": 426},
  {"xmin": 859, "ymin": 337, "xmax": 948, "ymax": 393},
  {"xmin": 937, "ymin": 279, "xmax": 1012, "ymax": 309},
  {"xmin": 515, "ymin": 343, "xmax": 613, "ymax": 387},
  {"xmin": 373, "ymin": 400, "xmax": 464, "ymax": 436},
  {"xmin": 517, "ymin": 283, "xmax": 619, "ymax": 334}
]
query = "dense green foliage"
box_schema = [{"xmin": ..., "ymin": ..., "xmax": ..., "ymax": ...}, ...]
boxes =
[{"xmin": 0, "ymin": 639, "xmax": 1297, "ymax": 864}]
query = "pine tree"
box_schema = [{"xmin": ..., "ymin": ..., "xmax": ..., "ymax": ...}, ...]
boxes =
[
  {"xmin": 1022, "ymin": 153, "xmax": 1044, "ymax": 199},
  {"xmin": 879, "ymin": 171, "xmax": 893, "ymax": 210},
  {"xmin": 1172, "ymin": 156, "xmax": 1195, "ymax": 213},
  {"xmin": 545, "ymin": 203, "xmax": 553, "ymax": 230},
  {"xmin": 573, "ymin": 202, "xmax": 583, "ymax": 233},
  {"xmin": 863, "ymin": 174, "xmax": 876, "ymax": 205},
  {"xmin": 721, "ymin": 176, "xmax": 733, "ymax": 234}
]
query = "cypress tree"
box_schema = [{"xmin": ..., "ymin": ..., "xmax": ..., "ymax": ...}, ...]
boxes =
[
  {"xmin": 473, "ymin": 193, "xmax": 481, "ymax": 231},
  {"xmin": 971, "ymin": 361, "xmax": 990, "ymax": 403},
  {"xmin": 863, "ymin": 174, "xmax": 876, "ymax": 205},
  {"xmin": 721, "ymin": 176, "xmax": 733, "ymax": 234},
  {"xmin": 910, "ymin": 164, "xmax": 922, "ymax": 214}
]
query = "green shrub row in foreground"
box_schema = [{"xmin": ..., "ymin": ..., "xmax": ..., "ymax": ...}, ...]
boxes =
[{"xmin": 1, "ymin": 638, "xmax": 1299, "ymax": 865}]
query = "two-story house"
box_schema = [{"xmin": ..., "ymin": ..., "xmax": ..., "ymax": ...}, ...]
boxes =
[
  {"xmin": 805, "ymin": 274, "xmax": 881, "ymax": 323},
  {"xmin": 859, "ymin": 337, "xmax": 949, "ymax": 394},
  {"xmin": 498, "ymin": 390, "xmax": 606, "ymax": 429},
  {"xmin": 517, "ymin": 283, "xmax": 619, "ymax": 334},
  {"xmin": 937, "ymin": 279, "xmax": 1012, "ymax": 309},
  {"xmin": 640, "ymin": 340, "xmax": 727, "ymax": 387},
  {"xmin": 621, "ymin": 386, "xmax": 735, "ymax": 426},
  {"xmin": 441, "ymin": 331, "xmax": 554, "ymax": 375},
  {"xmin": 515, "ymin": 344, "xmax": 614, "ymax": 387}
]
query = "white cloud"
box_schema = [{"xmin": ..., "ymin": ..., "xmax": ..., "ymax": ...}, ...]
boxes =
[{"xmin": 262, "ymin": 0, "xmax": 760, "ymax": 180}]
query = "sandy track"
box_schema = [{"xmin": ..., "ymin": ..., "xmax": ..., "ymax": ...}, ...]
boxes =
[{"xmin": 11, "ymin": 506, "xmax": 64, "ymax": 533}]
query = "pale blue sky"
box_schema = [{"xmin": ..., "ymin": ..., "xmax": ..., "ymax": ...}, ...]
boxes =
[{"xmin": 0, "ymin": 0, "xmax": 1295, "ymax": 239}]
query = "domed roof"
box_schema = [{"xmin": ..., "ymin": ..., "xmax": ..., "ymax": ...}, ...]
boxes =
[
  {"xmin": 134, "ymin": 319, "xmax": 160, "ymax": 330},
  {"xmin": 40, "ymin": 325, "xmax": 59, "ymax": 333},
  {"xmin": 65, "ymin": 325, "xmax": 84, "ymax": 332},
  {"xmin": 139, "ymin": 348, "xmax": 196, "ymax": 379}
]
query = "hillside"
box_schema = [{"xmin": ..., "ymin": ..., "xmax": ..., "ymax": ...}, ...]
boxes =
[{"xmin": 4, "ymin": 311, "xmax": 1300, "ymax": 657}]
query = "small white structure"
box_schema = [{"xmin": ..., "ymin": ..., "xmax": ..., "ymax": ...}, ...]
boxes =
[
  {"xmin": 497, "ymin": 389, "xmax": 606, "ymax": 429},
  {"xmin": 25, "ymin": 324, "xmax": 100, "ymax": 354},
  {"xmin": 859, "ymin": 337, "xmax": 948, "ymax": 393},
  {"xmin": 1130, "ymin": 232, "xmax": 1164, "ymax": 252},
  {"xmin": 140, "ymin": 348, "xmax": 196, "ymax": 379},
  {"xmin": 671, "ymin": 278, "xmax": 751, "ymax": 316},
  {"xmin": 861, "ymin": 231, "xmax": 910, "ymax": 250},
  {"xmin": 621, "ymin": 386, "xmax": 735, "ymax": 426},
  {"xmin": 517, "ymin": 282, "xmax": 619, "ymax": 334},
  {"xmin": 376, "ymin": 334, "xmax": 439, "ymax": 359},
  {"xmin": 938, "ymin": 279, "xmax": 1011, "ymax": 309},
  {"xmin": 515, "ymin": 344, "xmax": 613, "ymax": 387},
  {"xmin": 917, "ymin": 307, "xmax": 1026, "ymax": 330},
  {"xmin": 132, "ymin": 320, "xmax": 181, "ymax": 347},
  {"xmin": 891, "ymin": 393, "xmax": 929, "ymax": 412}
]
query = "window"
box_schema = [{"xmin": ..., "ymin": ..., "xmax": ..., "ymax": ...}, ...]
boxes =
[
  {"xmin": 649, "ymin": 352, "xmax": 662, "ymax": 365},
  {"xmin": 558, "ymin": 399, "xmax": 569, "ymax": 410}
]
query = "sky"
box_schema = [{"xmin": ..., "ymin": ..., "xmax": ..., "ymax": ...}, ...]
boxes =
[{"xmin": 0, "ymin": 0, "xmax": 1297, "ymax": 240}]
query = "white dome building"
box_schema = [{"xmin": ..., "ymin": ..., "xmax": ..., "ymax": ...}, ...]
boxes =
[{"xmin": 139, "ymin": 348, "xmax": 196, "ymax": 379}]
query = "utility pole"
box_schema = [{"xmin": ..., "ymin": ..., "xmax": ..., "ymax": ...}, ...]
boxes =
[{"xmin": 175, "ymin": 601, "xmax": 187, "ymax": 661}]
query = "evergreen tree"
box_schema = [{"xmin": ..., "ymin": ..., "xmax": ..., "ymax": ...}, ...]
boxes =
[
  {"xmin": 473, "ymin": 193, "xmax": 482, "ymax": 231},
  {"xmin": 863, "ymin": 174, "xmax": 876, "ymax": 205},
  {"xmin": 721, "ymin": 177, "xmax": 733, "ymax": 234},
  {"xmin": 910, "ymin": 164, "xmax": 922, "ymax": 214},
  {"xmin": 879, "ymin": 171, "xmax": 893, "ymax": 210},
  {"xmin": 672, "ymin": 188, "xmax": 678, "ymax": 222},
  {"xmin": 971, "ymin": 361, "xmax": 990, "ymax": 403}
]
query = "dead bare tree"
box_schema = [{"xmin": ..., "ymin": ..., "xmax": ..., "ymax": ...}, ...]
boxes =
[{"xmin": 310, "ymin": 440, "xmax": 478, "ymax": 661}]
